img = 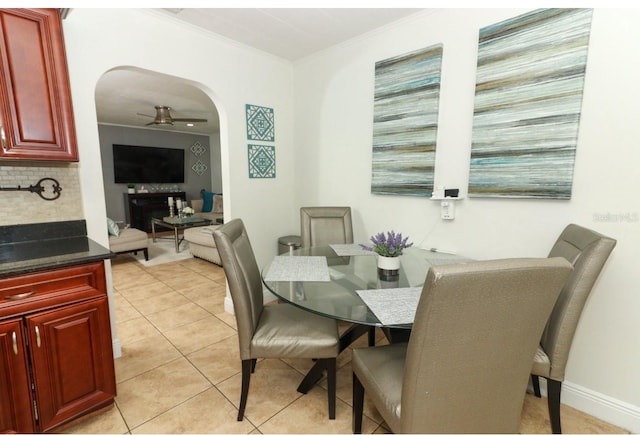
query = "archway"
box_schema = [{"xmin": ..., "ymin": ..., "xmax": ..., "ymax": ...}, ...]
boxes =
[{"xmin": 94, "ymin": 66, "xmax": 222, "ymax": 225}]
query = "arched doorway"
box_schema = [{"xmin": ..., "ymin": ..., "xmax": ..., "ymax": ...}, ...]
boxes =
[{"xmin": 94, "ymin": 66, "xmax": 221, "ymax": 224}]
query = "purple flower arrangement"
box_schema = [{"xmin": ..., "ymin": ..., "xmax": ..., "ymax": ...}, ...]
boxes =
[{"xmin": 361, "ymin": 231, "xmax": 413, "ymax": 257}]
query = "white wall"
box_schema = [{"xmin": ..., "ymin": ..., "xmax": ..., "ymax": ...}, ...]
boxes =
[{"xmin": 293, "ymin": 8, "xmax": 640, "ymax": 431}]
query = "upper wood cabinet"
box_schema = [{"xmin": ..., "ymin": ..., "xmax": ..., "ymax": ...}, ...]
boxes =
[{"xmin": 0, "ymin": 8, "xmax": 78, "ymax": 161}]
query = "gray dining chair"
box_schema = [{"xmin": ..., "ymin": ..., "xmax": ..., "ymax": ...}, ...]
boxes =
[
  {"xmin": 300, "ymin": 206, "xmax": 353, "ymax": 248},
  {"xmin": 352, "ymin": 257, "xmax": 573, "ymax": 434},
  {"xmin": 299, "ymin": 206, "xmax": 376, "ymax": 345},
  {"xmin": 212, "ymin": 218, "xmax": 339, "ymax": 421},
  {"xmin": 532, "ymin": 224, "xmax": 616, "ymax": 433}
]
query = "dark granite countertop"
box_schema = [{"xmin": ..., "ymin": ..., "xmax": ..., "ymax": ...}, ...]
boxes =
[{"xmin": 0, "ymin": 220, "xmax": 114, "ymax": 278}]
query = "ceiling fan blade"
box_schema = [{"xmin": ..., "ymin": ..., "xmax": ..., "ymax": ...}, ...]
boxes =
[
  {"xmin": 171, "ymin": 118, "xmax": 208, "ymax": 123},
  {"xmin": 137, "ymin": 112, "xmax": 155, "ymax": 118}
]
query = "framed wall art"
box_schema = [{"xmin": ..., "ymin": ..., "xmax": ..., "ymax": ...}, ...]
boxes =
[
  {"xmin": 371, "ymin": 44, "xmax": 443, "ymax": 197},
  {"xmin": 469, "ymin": 8, "xmax": 593, "ymax": 199}
]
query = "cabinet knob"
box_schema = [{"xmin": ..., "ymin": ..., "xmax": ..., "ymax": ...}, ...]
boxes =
[
  {"xmin": 0, "ymin": 125, "xmax": 5, "ymax": 150},
  {"xmin": 35, "ymin": 326, "xmax": 41, "ymax": 348},
  {"xmin": 12, "ymin": 331, "xmax": 18, "ymax": 355}
]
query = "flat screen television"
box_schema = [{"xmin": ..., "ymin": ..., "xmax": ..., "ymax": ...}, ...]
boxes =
[{"xmin": 113, "ymin": 144, "xmax": 185, "ymax": 184}]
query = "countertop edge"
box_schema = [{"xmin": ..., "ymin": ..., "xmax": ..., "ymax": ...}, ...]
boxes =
[{"xmin": 0, "ymin": 237, "xmax": 115, "ymax": 278}]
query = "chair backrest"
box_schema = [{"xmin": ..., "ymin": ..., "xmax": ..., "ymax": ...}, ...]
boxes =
[
  {"xmin": 300, "ymin": 206, "xmax": 353, "ymax": 248},
  {"xmin": 401, "ymin": 257, "xmax": 573, "ymax": 434},
  {"xmin": 212, "ymin": 219, "xmax": 264, "ymax": 360},
  {"xmin": 542, "ymin": 223, "xmax": 616, "ymax": 380}
]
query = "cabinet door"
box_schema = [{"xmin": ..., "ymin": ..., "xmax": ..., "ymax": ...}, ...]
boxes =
[
  {"xmin": 0, "ymin": 8, "xmax": 78, "ymax": 161},
  {"xmin": 0, "ymin": 318, "xmax": 36, "ymax": 434},
  {"xmin": 27, "ymin": 297, "xmax": 115, "ymax": 433}
]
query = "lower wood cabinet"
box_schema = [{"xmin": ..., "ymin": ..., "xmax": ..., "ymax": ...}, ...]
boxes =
[
  {"xmin": 0, "ymin": 262, "xmax": 116, "ymax": 433},
  {"xmin": 0, "ymin": 318, "xmax": 35, "ymax": 433}
]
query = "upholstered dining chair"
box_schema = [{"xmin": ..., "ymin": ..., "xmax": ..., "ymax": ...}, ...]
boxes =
[
  {"xmin": 212, "ymin": 219, "xmax": 339, "ymax": 421},
  {"xmin": 352, "ymin": 257, "xmax": 573, "ymax": 434},
  {"xmin": 532, "ymin": 224, "xmax": 617, "ymax": 434},
  {"xmin": 300, "ymin": 206, "xmax": 353, "ymax": 248}
]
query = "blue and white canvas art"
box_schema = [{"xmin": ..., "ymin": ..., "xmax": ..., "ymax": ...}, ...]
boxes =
[
  {"xmin": 246, "ymin": 104, "xmax": 275, "ymax": 142},
  {"xmin": 371, "ymin": 44, "xmax": 443, "ymax": 197},
  {"xmin": 469, "ymin": 9, "xmax": 593, "ymax": 199},
  {"xmin": 248, "ymin": 144, "xmax": 276, "ymax": 178}
]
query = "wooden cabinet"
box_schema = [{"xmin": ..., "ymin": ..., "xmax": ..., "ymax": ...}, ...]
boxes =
[
  {"xmin": 0, "ymin": 8, "xmax": 78, "ymax": 161},
  {"xmin": 0, "ymin": 318, "xmax": 35, "ymax": 434},
  {"xmin": 0, "ymin": 262, "xmax": 115, "ymax": 433}
]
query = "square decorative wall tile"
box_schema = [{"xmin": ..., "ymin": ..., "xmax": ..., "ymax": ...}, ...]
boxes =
[
  {"xmin": 246, "ymin": 104, "xmax": 275, "ymax": 142},
  {"xmin": 191, "ymin": 160, "xmax": 208, "ymax": 176},
  {"xmin": 190, "ymin": 141, "xmax": 206, "ymax": 157},
  {"xmin": 248, "ymin": 144, "xmax": 275, "ymax": 178}
]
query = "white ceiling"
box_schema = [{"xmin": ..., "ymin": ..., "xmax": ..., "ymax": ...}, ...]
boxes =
[{"xmin": 93, "ymin": 8, "xmax": 425, "ymax": 135}]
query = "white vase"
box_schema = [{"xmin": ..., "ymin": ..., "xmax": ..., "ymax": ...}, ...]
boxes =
[
  {"xmin": 377, "ymin": 255, "xmax": 400, "ymax": 271},
  {"xmin": 377, "ymin": 255, "xmax": 400, "ymax": 281}
]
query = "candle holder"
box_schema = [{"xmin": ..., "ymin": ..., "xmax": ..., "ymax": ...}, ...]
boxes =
[{"xmin": 168, "ymin": 204, "xmax": 175, "ymax": 217}]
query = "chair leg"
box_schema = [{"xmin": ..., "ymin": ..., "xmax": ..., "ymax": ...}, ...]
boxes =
[
  {"xmin": 532, "ymin": 374, "xmax": 541, "ymax": 397},
  {"xmin": 326, "ymin": 358, "xmax": 336, "ymax": 419},
  {"xmin": 143, "ymin": 247, "xmax": 149, "ymax": 261},
  {"xmin": 547, "ymin": 379, "xmax": 562, "ymax": 434},
  {"xmin": 251, "ymin": 358, "xmax": 257, "ymax": 373},
  {"xmin": 238, "ymin": 359, "xmax": 252, "ymax": 421},
  {"xmin": 352, "ymin": 373, "xmax": 365, "ymax": 434},
  {"xmin": 368, "ymin": 327, "xmax": 376, "ymax": 346}
]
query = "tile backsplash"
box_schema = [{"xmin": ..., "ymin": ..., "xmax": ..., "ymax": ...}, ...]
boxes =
[{"xmin": 0, "ymin": 162, "xmax": 84, "ymax": 225}]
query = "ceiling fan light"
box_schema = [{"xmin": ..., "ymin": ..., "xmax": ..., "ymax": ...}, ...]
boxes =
[{"xmin": 153, "ymin": 106, "xmax": 174, "ymax": 125}]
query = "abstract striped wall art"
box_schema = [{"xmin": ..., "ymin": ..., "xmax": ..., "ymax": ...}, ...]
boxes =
[
  {"xmin": 469, "ymin": 8, "xmax": 593, "ymax": 199},
  {"xmin": 371, "ymin": 44, "xmax": 443, "ymax": 197}
]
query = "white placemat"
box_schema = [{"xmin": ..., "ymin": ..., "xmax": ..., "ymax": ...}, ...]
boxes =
[
  {"xmin": 424, "ymin": 251, "xmax": 473, "ymax": 266},
  {"xmin": 330, "ymin": 244, "xmax": 376, "ymax": 256},
  {"xmin": 356, "ymin": 287, "xmax": 422, "ymax": 325},
  {"xmin": 264, "ymin": 256, "xmax": 330, "ymax": 281}
]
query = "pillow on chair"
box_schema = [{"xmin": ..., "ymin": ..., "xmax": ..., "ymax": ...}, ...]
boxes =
[
  {"xmin": 107, "ymin": 217, "xmax": 120, "ymax": 237},
  {"xmin": 213, "ymin": 194, "xmax": 223, "ymax": 213},
  {"xmin": 202, "ymin": 191, "xmax": 214, "ymax": 212}
]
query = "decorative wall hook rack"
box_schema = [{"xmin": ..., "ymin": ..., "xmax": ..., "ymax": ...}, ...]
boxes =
[{"xmin": 0, "ymin": 177, "xmax": 62, "ymax": 200}]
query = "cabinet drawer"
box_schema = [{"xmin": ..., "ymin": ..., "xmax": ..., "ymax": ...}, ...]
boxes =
[{"xmin": 0, "ymin": 262, "xmax": 106, "ymax": 320}]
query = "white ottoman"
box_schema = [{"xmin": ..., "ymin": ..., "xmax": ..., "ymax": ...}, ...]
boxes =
[{"xmin": 183, "ymin": 225, "xmax": 222, "ymax": 265}]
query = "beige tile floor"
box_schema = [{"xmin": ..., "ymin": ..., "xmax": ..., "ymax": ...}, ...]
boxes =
[{"xmin": 60, "ymin": 253, "xmax": 629, "ymax": 434}]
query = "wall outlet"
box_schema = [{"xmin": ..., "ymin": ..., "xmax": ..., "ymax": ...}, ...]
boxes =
[{"xmin": 441, "ymin": 200, "xmax": 455, "ymax": 220}]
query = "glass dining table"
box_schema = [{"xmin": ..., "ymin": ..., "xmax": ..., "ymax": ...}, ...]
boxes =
[{"xmin": 261, "ymin": 244, "xmax": 469, "ymax": 392}]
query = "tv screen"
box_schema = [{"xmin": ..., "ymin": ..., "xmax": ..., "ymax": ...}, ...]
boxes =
[{"xmin": 113, "ymin": 144, "xmax": 185, "ymax": 184}]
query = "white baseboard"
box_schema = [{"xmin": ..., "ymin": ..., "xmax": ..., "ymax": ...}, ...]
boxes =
[
  {"xmin": 224, "ymin": 294, "xmax": 234, "ymax": 314},
  {"xmin": 538, "ymin": 378, "xmax": 640, "ymax": 433},
  {"xmin": 112, "ymin": 337, "xmax": 122, "ymax": 359}
]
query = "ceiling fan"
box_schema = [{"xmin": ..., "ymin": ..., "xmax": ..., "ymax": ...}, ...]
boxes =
[{"xmin": 137, "ymin": 105, "xmax": 208, "ymax": 126}]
